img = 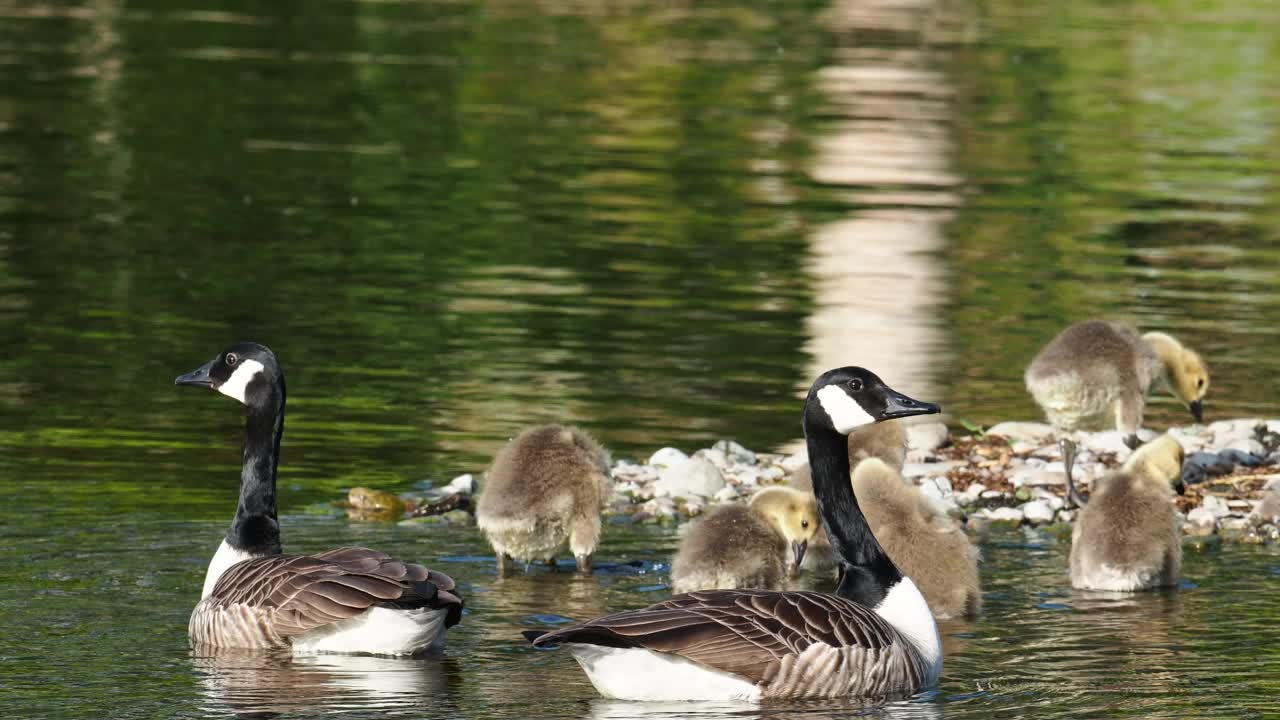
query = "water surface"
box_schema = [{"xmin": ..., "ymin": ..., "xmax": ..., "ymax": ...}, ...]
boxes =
[{"xmin": 2, "ymin": 0, "xmax": 1279, "ymax": 717}]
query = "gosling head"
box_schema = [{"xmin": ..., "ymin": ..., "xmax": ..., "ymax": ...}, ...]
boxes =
[
  {"xmin": 175, "ymin": 342, "xmax": 283, "ymax": 408},
  {"xmin": 804, "ymin": 367, "xmax": 941, "ymax": 436},
  {"xmin": 749, "ymin": 486, "xmax": 820, "ymax": 568},
  {"xmin": 1123, "ymin": 433, "xmax": 1186, "ymax": 495},
  {"xmin": 1142, "ymin": 332, "xmax": 1209, "ymax": 423}
]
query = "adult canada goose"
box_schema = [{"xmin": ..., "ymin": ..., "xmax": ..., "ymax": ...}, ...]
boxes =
[
  {"xmin": 524, "ymin": 367, "xmax": 943, "ymax": 701},
  {"xmin": 791, "ymin": 420, "xmax": 907, "ymax": 573},
  {"xmin": 669, "ymin": 486, "xmax": 819, "ymax": 594},
  {"xmin": 1025, "ymin": 320, "xmax": 1209, "ymax": 503},
  {"xmin": 476, "ymin": 424, "xmax": 612, "ymax": 573},
  {"xmin": 852, "ymin": 459, "xmax": 981, "ymax": 619},
  {"xmin": 176, "ymin": 343, "xmax": 463, "ymax": 654},
  {"xmin": 1069, "ymin": 433, "xmax": 1185, "ymax": 591}
]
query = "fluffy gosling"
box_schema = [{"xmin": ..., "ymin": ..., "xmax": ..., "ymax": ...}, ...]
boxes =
[
  {"xmin": 1025, "ymin": 320, "xmax": 1209, "ymax": 503},
  {"xmin": 853, "ymin": 457, "xmax": 982, "ymax": 618},
  {"xmin": 476, "ymin": 424, "xmax": 612, "ymax": 574},
  {"xmin": 669, "ymin": 486, "xmax": 819, "ymax": 594},
  {"xmin": 1069, "ymin": 433, "xmax": 1185, "ymax": 591}
]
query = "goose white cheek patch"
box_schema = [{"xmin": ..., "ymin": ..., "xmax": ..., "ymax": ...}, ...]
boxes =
[
  {"xmin": 217, "ymin": 359, "xmax": 265, "ymax": 404},
  {"xmin": 816, "ymin": 385, "xmax": 876, "ymax": 433}
]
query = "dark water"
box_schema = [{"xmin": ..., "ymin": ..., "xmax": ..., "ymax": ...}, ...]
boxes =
[{"xmin": 2, "ymin": 0, "xmax": 1279, "ymax": 718}]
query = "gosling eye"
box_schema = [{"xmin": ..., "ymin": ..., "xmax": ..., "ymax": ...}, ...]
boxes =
[
  {"xmin": 801, "ymin": 519, "xmax": 809, "ymax": 529},
  {"xmin": 1197, "ymin": 378, "xmax": 1204, "ymax": 388},
  {"xmin": 847, "ymin": 378, "xmax": 864, "ymax": 392},
  {"xmin": 225, "ymin": 352, "xmax": 239, "ymax": 367}
]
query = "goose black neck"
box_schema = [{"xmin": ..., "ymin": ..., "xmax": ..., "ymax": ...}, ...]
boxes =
[
  {"xmin": 228, "ymin": 380, "xmax": 284, "ymax": 555},
  {"xmin": 804, "ymin": 421, "xmax": 902, "ymax": 607}
]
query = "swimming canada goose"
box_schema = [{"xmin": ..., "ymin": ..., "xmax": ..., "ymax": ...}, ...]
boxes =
[
  {"xmin": 669, "ymin": 486, "xmax": 819, "ymax": 594},
  {"xmin": 524, "ymin": 367, "xmax": 943, "ymax": 701},
  {"xmin": 791, "ymin": 420, "xmax": 907, "ymax": 573},
  {"xmin": 852, "ymin": 458, "xmax": 981, "ymax": 619},
  {"xmin": 177, "ymin": 343, "xmax": 463, "ymax": 654},
  {"xmin": 476, "ymin": 424, "xmax": 612, "ymax": 574},
  {"xmin": 1025, "ymin": 320, "xmax": 1209, "ymax": 503},
  {"xmin": 1069, "ymin": 433, "xmax": 1185, "ymax": 591}
]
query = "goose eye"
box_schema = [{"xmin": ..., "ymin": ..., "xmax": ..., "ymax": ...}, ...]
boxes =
[
  {"xmin": 226, "ymin": 353, "xmax": 238, "ymax": 367},
  {"xmin": 848, "ymin": 378, "xmax": 864, "ymax": 392}
]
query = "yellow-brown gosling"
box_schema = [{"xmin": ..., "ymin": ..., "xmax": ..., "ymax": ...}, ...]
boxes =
[
  {"xmin": 1069, "ymin": 433, "xmax": 1185, "ymax": 591},
  {"xmin": 1025, "ymin": 320, "xmax": 1209, "ymax": 504},
  {"xmin": 476, "ymin": 424, "xmax": 612, "ymax": 574},
  {"xmin": 669, "ymin": 486, "xmax": 820, "ymax": 594},
  {"xmin": 852, "ymin": 458, "xmax": 982, "ymax": 619}
]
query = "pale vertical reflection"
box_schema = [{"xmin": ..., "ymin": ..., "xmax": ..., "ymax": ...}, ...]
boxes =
[{"xmin": 800, "ymin": 0, "xmax": 961, "ymax": 425}]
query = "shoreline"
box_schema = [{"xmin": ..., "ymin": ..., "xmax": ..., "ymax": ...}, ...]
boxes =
[{"xmin": 358, "ymin": 418, "xmax": 1280, "ymax": 545}]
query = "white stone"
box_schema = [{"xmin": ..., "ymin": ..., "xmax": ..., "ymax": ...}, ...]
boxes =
[
  {"xmin": 1185, "ymin": 507, "xmax": 1217, "ymax": 536},
  {"xmin": 731, "ymin": 467, "xmax": 762, "ymax": 486},
  {"xmin": 986, "ymin": 421, "xmax": 1054, "ymax": 444},
  {"xmin": 648, "ymin": 447, "xmax": 690, "ymax": 470},
  {"xmin": 1200, "ymin": 494, "xmax": 1230, "ymax": 519},
  {"xmin": 980, "ymin": 490, "xmax": 1007, "ymax": 500},
  {"xmin": 917, "ymin": 478, "xmax": 957, "ymax": 513},
  {"xmin": 956, "ymin": 483, "xmax": 986, "ymax": 505},
  {"xmin": 695, "ymin": 448, "xmax": 729, "ymax": 469},
  {"xmin": 442, "ymin": 474, "xmax": 473, "ymax": 495},
  {"xmin": 780, "ymin": 451, "xmax": 809, "ymax": 473},
  {"xmin": 1082, "ymin": 430, "xmax": 1152, "ymax": 457},
  {"xmin": 1223, "ymin": 437, "xmax": 1265, "ymax": 456},
  {"xmin": 1207, "ymin": 419, "xmax": 1262, "ymax": 436},
  {"xmin": 758, "ymin": 466, "xmax": 785, "ymax": 483},
  {"xmin": 1057, "ymin": 509, "xmax": 1075, "ymax": 523},
  {"xmin": 901, "ymin": 460, "xmax": 963, "ymax": 479},
  {"xmin": 906, "ymin": 422, "xmax": 949, "ymax": 452},
  {"xmin": 713, "ymin": 440, "xmax": 756, "ymax": 465},
  {"xmin": 983, "ymin": 507, "xmax": 1024, "ymax": 524},
  {"xmin": 655, "ymin": 457, "xmax": 726, "ymax": 500},
  {"xmin": 1009, "ymin": 466, "xmax": 1064, "ymax": 488},
  {"xmin": 1020, "ymin": 500, "xmax": 1054, "ymax": 525},
  {"xmin": 714, "ymin": 487, "xmax": 739, "ymax": 503}
]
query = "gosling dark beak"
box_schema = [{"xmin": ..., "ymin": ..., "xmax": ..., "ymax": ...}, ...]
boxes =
[
  {"xmin": 175, "ymin": 359, "xmax": 216, "ymax": 388},
  {"xmin": 880, "ymin": 387, "xmax": 941, "ymax": 420},
  {"xmin": 792, "ymin": 540, "xmax": 808, "ymax": 570},
  {"xmin": 1189, "ymin": 400, "xmax": 1204, "ymax": 424}
]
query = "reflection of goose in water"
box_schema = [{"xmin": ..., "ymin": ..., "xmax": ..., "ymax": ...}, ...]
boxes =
[
  {"xmin": 585, "ymin": 696, "xmax": 943, "ymax": 720},
  {"xmin": 192, "ymin": 649, "xmax": 457, "ymax": 717}
]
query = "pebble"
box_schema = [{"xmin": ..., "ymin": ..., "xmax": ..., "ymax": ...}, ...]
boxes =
[
  {"xmin": 1200, "ymin": 494, "xmax": 1230, "ymax": 519},
  {"xmin": 1185, "ymin": 507, "xmax": 1217, "ymax": 537},
  {"xmin": 440, "ymin": 474, "xmax": 473, "ymax": 495},
  {"xmin": 986, "ymin": 421, "xmax": 1055, "ymax": 444},
  {"xmin": 648, "ymin": 447, "xmax": 690, "ymax": 470},
  {"xmin": 655, "ymin": 456, "xmax": 726, "ymax": 500},
  {"xmin": 902, "ymin": 460, "xmax": 964, "ymax": 479},
  {"xmin": 983, "ymin": 507, "xmax": 1025, "ymax": 525},
  {"xmin": 1009, "ymin": 467, "xmax": 1063, "ymax": 488},
  {"xmin": 956, "ymin": 483, "xmax": 986, "ymax": 506},
  {"xmin": 918, "ymin": 477, "xmax": 957, "ymax": 513},
  {"xmin": 713, "ymin": 440, "xmax": 757, "ymax": 466},
  {"xmin": 1021, "ymin": 500, "xmax": 1054, "ymax": 525}
]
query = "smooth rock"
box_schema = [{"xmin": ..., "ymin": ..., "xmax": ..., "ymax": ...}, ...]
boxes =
[
  {"xmin": 1056, "ymin": 509, "xmax": 1075, "ymax": 523},
  {"xmin": 1083, "ymin": 430, "xmax": 1155, "ymax": 456},
  {"xmin": 758, "ymin": 466, "xmax": 786, "ymax": 483},
  {"xmin": 980, "ymin": 490, "xmax": 1008, "ymax": 500},
  {"xmin": 906, "ymin": 422, "xmax": 949, "ymax": 453},
  {"xmin": 957, "ymin": 483, "xmax": 986, "ymax": 506},
  {"xmin": 986, "ymin": 422, "xmax": 1054, "ymax": 444},
  {"xmin": 1010, "ymin": 467, "xmax": 1064, "ymax": 488},
  {"xmin": 656, "ymin": 456, "xmax": 726, "ymax": 500},
  {"xmin": 441, "ymin": 509, "xmax": 472, "ymax": 525},
  {"xmin": 1200, "ymin": 494, "xmax": 1230, "ymax": 519},
  {"xmin": 695, "ymin": 448, "xmax": 730, "ymax": 470},
  {"xmin": 1184, "ymin": 507, "xmax": 1217, "ymax": 536},
  {"xmin": 983, "ymin": 507, "xmax": 1024, "ymax": 524},
  {"xmin": 713, "ymin": 440, "xmax": 756, "ymax": 465},
  {"xmin": 442, "ymin": 474, "xmax": 474, "ymax": 495},
  {"xmin": 780, "ymin": 451, "xmax": 808, "ymax": 473},
  {"xmin": 714, "ymin": 487, "xmax": 739, "ymax": 503},
  {"xmin": 902, "ymin": 460, "xmax": 964, "ymax": 479},
  {"xmin": 1021, "ymin": 500, "xmax": 1054, "ymax": 524},
  {"xmin": 648, "ymin": 447, "xmax": 690, "ymax": 470},
  {"xmin": 918, "ymin": 478, "xmax": 958, "ymax": 513}
]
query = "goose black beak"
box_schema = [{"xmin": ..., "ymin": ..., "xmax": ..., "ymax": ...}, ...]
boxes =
[
  {"xmin": 1189, "ymin": 400, "xmax": 1204, "ymax": 424},
  {"xmin": 175, "ymin": 360, "xmax": 216, "ymax": 388},
  {"xmin": 880, "ymin": 387, "xmax": 941, "ymax": 420},
  {"xmin": 792, "ymin": 540, "xmax": 808, "ymax": 570}
]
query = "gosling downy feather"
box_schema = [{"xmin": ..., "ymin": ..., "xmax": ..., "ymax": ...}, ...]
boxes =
[
  {"xmin": 177, "ymin": 343, "xmax": 463, "ymax": 655},
  {"xmin": 525, "ymin": 367, "xmax": 943, "ymax": 701},
  {"xmin": 1069, "ymin": 433, "xmax": 1184, "ymax": 591},
  {"xmin": 1024, "ymin": 320, "xmax": 1209, "ymax": 501},
  {"xmin": 853, "ymin": 458, "xmax": 981, "ymax": 619},
  {"xmin": 791, "ymin": 420, "xmax": 907, "ymax": 574},
  {"xmin": 669, "ymin": 486, "xmax": 819, "ymax": 594},
  {"xmin": 476, "ymin": 424, "xmax": 612, "ymax": 573}
]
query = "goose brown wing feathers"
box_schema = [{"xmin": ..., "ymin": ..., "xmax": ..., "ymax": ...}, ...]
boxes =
[
  {"xmin": 205, "ymin": 547, "xmax": 464, "ymax": 637},
  {"xmin": 529, "ymin": 590, "xmax": 898, "ymax": 684}
]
